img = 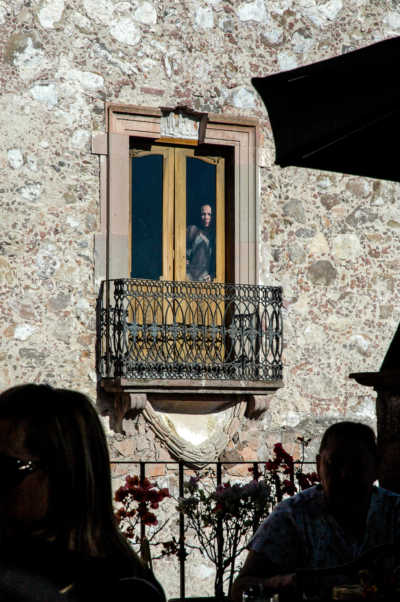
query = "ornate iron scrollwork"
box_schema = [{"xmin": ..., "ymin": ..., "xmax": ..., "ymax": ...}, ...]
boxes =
[{"xmin": 98, "ymin": 279, "xmax": 283, "ymax": 382}]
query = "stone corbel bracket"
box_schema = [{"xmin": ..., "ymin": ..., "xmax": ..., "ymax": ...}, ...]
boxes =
[
  {"xmin": 99, "ymin": 386, "xmax": 272, "ymax": 433},
  {"xmin": 98, "ymin": 389, "xmax": 147, "ymax": 433},
  {"xmin": 245, "ymin": 394, "xmax": 271, "ymax": 419}
]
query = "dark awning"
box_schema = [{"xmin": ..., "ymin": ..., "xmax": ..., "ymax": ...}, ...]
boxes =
[{"xmin": 252, "ymin": 37, "xmax": 400, "ymax": 182}]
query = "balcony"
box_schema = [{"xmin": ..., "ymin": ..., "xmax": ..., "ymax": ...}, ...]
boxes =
[{"xmin": 97, "ymin": 279, "xmax": 283, "ymax": 416}]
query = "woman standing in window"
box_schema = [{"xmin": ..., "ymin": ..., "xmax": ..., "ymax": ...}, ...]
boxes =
[{"xmin": 186, "ymin": 203, "xmax": 216, "ymax": 282}]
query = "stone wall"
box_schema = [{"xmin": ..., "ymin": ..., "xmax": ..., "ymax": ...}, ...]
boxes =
[{"xmin": 2, "ymin": 0, "xmax": 400, "ymax": 597}]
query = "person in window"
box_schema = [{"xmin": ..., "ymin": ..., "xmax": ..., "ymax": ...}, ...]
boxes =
[
  {"xmin": 186, "ymin": 203, "xmax": 215, "ymax": 282},
  {"xmin": 0, "ymin": 383, "xmax": 166, "ymax": 602},
  {"xmin": 232, "ymin": 422, "xmax": 400, "ymax": 601}
]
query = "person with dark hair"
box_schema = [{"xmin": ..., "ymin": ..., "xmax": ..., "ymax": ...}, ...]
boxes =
[
  {"xmin": 232, "ymin": 421, "xmax": 400, "ymax": 601},
  {"xmin": 186, "ymin": 203, "xmax": 215, "ymax": 282},
  {"xmin": 0, "ymin": 383, "xmax": 166, "ymax": 601}
]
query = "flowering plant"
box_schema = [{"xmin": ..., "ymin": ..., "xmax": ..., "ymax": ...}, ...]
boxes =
[
  {"xmin": 177, "ymin": 438, "xmax": 319, "ymax": 599},
  {"xmin": 114, "ymin": 475, "xmax": 170, "ymax": 565},
  {"xmin": 114, "ymin": 440, "xmax": 319, "ymax": 597},
  {"xmin": 264, "ymin": 439, "xmax": 319, "ymax": 499},
  {"xmin": 178, "ymin": 470, "xmax": 274, "ymax": 599}
]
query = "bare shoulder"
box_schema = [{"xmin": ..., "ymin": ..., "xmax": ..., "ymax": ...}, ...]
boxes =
[{"xmin": 187, "ymin": 225, "xmax": 198, "ymax": 239}]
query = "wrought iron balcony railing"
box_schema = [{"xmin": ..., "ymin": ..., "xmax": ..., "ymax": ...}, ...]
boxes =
[{"xmin": 97, "ymin": 279, "xmax": 283, "ymax": 382}]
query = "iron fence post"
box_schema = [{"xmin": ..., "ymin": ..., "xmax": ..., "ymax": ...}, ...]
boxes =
[
  {"xmin": 216, "ymin": 462, "xmax": 223, "ymax": 600},
  {"xmin": 179, "ymin": 462, "xmax": 185, "ymax": 600}
]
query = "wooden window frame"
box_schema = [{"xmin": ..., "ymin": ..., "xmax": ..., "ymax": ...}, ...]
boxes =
[
  {"xmin": 129, "ymin": 146, "xmax": 174, "ymax": 281},
  {"xmin": 93, "ymin": 104, "xmax": 259, "ymax": 287}
]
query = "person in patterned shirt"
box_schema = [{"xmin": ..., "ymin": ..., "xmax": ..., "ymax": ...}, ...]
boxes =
[{"xmin": 232, "ymin": 421, "xmax": 400, "ymax": 601}]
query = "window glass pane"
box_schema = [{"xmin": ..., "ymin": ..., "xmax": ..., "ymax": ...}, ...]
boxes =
[
  {"xmin": 131, "ymin": 155, "xmax": 163, "ymax": 280},
  {"xmin": 186, "ymin": 157, "xmax": 216, "ymax": 282}
]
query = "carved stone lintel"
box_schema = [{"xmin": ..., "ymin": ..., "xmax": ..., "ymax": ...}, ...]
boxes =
[
  {"xmin": 160, "ymin": 106, "xmax": 208, "ymax": 143},
  {"xmin": 245, "ymin": 395, "xmax": 270, "ymax": 419}
]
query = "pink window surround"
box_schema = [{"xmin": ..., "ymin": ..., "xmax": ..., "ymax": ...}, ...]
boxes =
[{"xmin": 92, "ymin": 104, "xmax": 259, "ymax": 287}]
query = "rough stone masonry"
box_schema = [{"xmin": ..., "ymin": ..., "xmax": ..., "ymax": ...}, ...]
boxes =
[{"xmin": 1, "ymin": 0, "xmax": 400, "ymax": 596}]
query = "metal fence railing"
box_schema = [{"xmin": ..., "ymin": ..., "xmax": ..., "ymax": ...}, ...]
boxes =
[
  {"xmin": 111, "ymin": 460, "xmax": 318, "ymax": 600},
  {"xmin": 98, "ymin": 279, "xmax": 283, "ymax": 382}
]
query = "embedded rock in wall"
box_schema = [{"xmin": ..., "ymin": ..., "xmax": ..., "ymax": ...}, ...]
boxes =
[
  {"xmin": 37, "ymin": 0, "xmax": 65, "ymax": 29},
  {"xmin": 18, "ymin": 348, "xmax": 47, "ymax": 365},
  {"xmin": 82, "ymin": 0, "xmax": 112, "ymax": 24},
  {"xmin": 299, "ymin": 0, "xmax": 343, "ymax": 28},
  {"xmin": 346, "ymin": 205, "xmax": 378, "ymax": 228},
  {"xmin": 288, "ymin": 243, "xmax": 306, "ymax": 264},
  {"xmin": 384, "ymin": 11, "xmax": 400, "ymax": 33},
  {"xmin": 296, "ymin": 227, "xmax": 316, "ymax": 239},
  {"xmin": 47, "ymin": 292, "xmax": 71, "ymax": 313},
  {"xmin": 17, "ymin": 182, "xmax": 42, "ymax": 202},
  {"xmin": 332, "ymin": 233, "xmax": 362, "ymax": 260},
  {"xmin": 320, "ymin": 193, "xmax": 340, "ymax": 210},
  {"xmin": 110, "ymin": 16, "xmax": 141, "ymax": 46},
  {"xmin": 236, "ymin": 0, "xmax": 269, "ymax": 24},
  {"xmin": 195, "ymin": 6, "xmax": 214, "ymax": 29},
  {"xmin": 135, "ymin": 2, "xmax": 157, "ymax": 25},
  {"xmin": 277, "ymin": 50, "xmax": 298, "ymax": 71},
  {"xmin": 308, "ymin": 232, "xmax": 329, "ymax": 256},
  {"xmin": 7, "ymin": 149, "xmax": 23, "ymax": 170},
  {"xmin": 14, "ymin": 324, "xmax": 36, "ymax": 342},
  {"xmin": 30, "ymin": 83, "xmax": 58, "ymax": 109},
  {"xmin": 229, "ymin": 86, "xmax": 257, "ymax": 109},
  {"xmin": 307, "ymin": 260, "xmax": 337, "ymax": 286},
  {"xmin": 283, "ymin": 200, "xmax": 306, "ymax": 224},
  {"xmin": 349, "ymin": 334, "xmax": 370, "ymax": 357}
]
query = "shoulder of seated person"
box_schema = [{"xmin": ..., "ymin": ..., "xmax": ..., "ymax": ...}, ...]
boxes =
[
  {"xmin": 373, "ymin": 485, "xmax": 400, "ymax": 506},
  {"xmin": 374, "ymin": 485, "xmax": 400, "ymax": 497}
]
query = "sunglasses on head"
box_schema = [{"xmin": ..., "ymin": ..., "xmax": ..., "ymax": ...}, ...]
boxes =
[{"xmin": 0, "ymin": 455, "xmax": 43, "ymax": 489}]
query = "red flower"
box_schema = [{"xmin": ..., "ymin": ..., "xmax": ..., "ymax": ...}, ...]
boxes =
[
  {"xmin": 141, "ymin": 477, "xmax": 155, "ymax": 490},
  {"xmin": 147, "ymin": 489, "xmax": 161, "ymax": 503},
  {"xmin": 265, "ymin": 460, "xmax": 279, "ymax": 471},
  {"xmin": 132, "ymin": 486, "xmax": 146, "ymax": 503},
  {"xmin": 142, "ymin": 511, "xmax": 158, "ymax": 526},
  {"xmin": 115, "ymin": 508, "xmax": 126, "ymax": 521},
  {"xmin": 114, "ymin": 487, "xmax": 128, "ymax": 502},
  {"xmin": 126, "ymin": 475, "xmax": 139, "ymax": 488},
  {"xmin": 274, "ymin": 443, "xmax": 294, "ymax": 466},
  {"xmin": 282, "ymin": 479, "xmax": 297, "ymax": 496},
  {"xmin": 297, "ymin": 471, "xmax": 319, "ymax": 490}
]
